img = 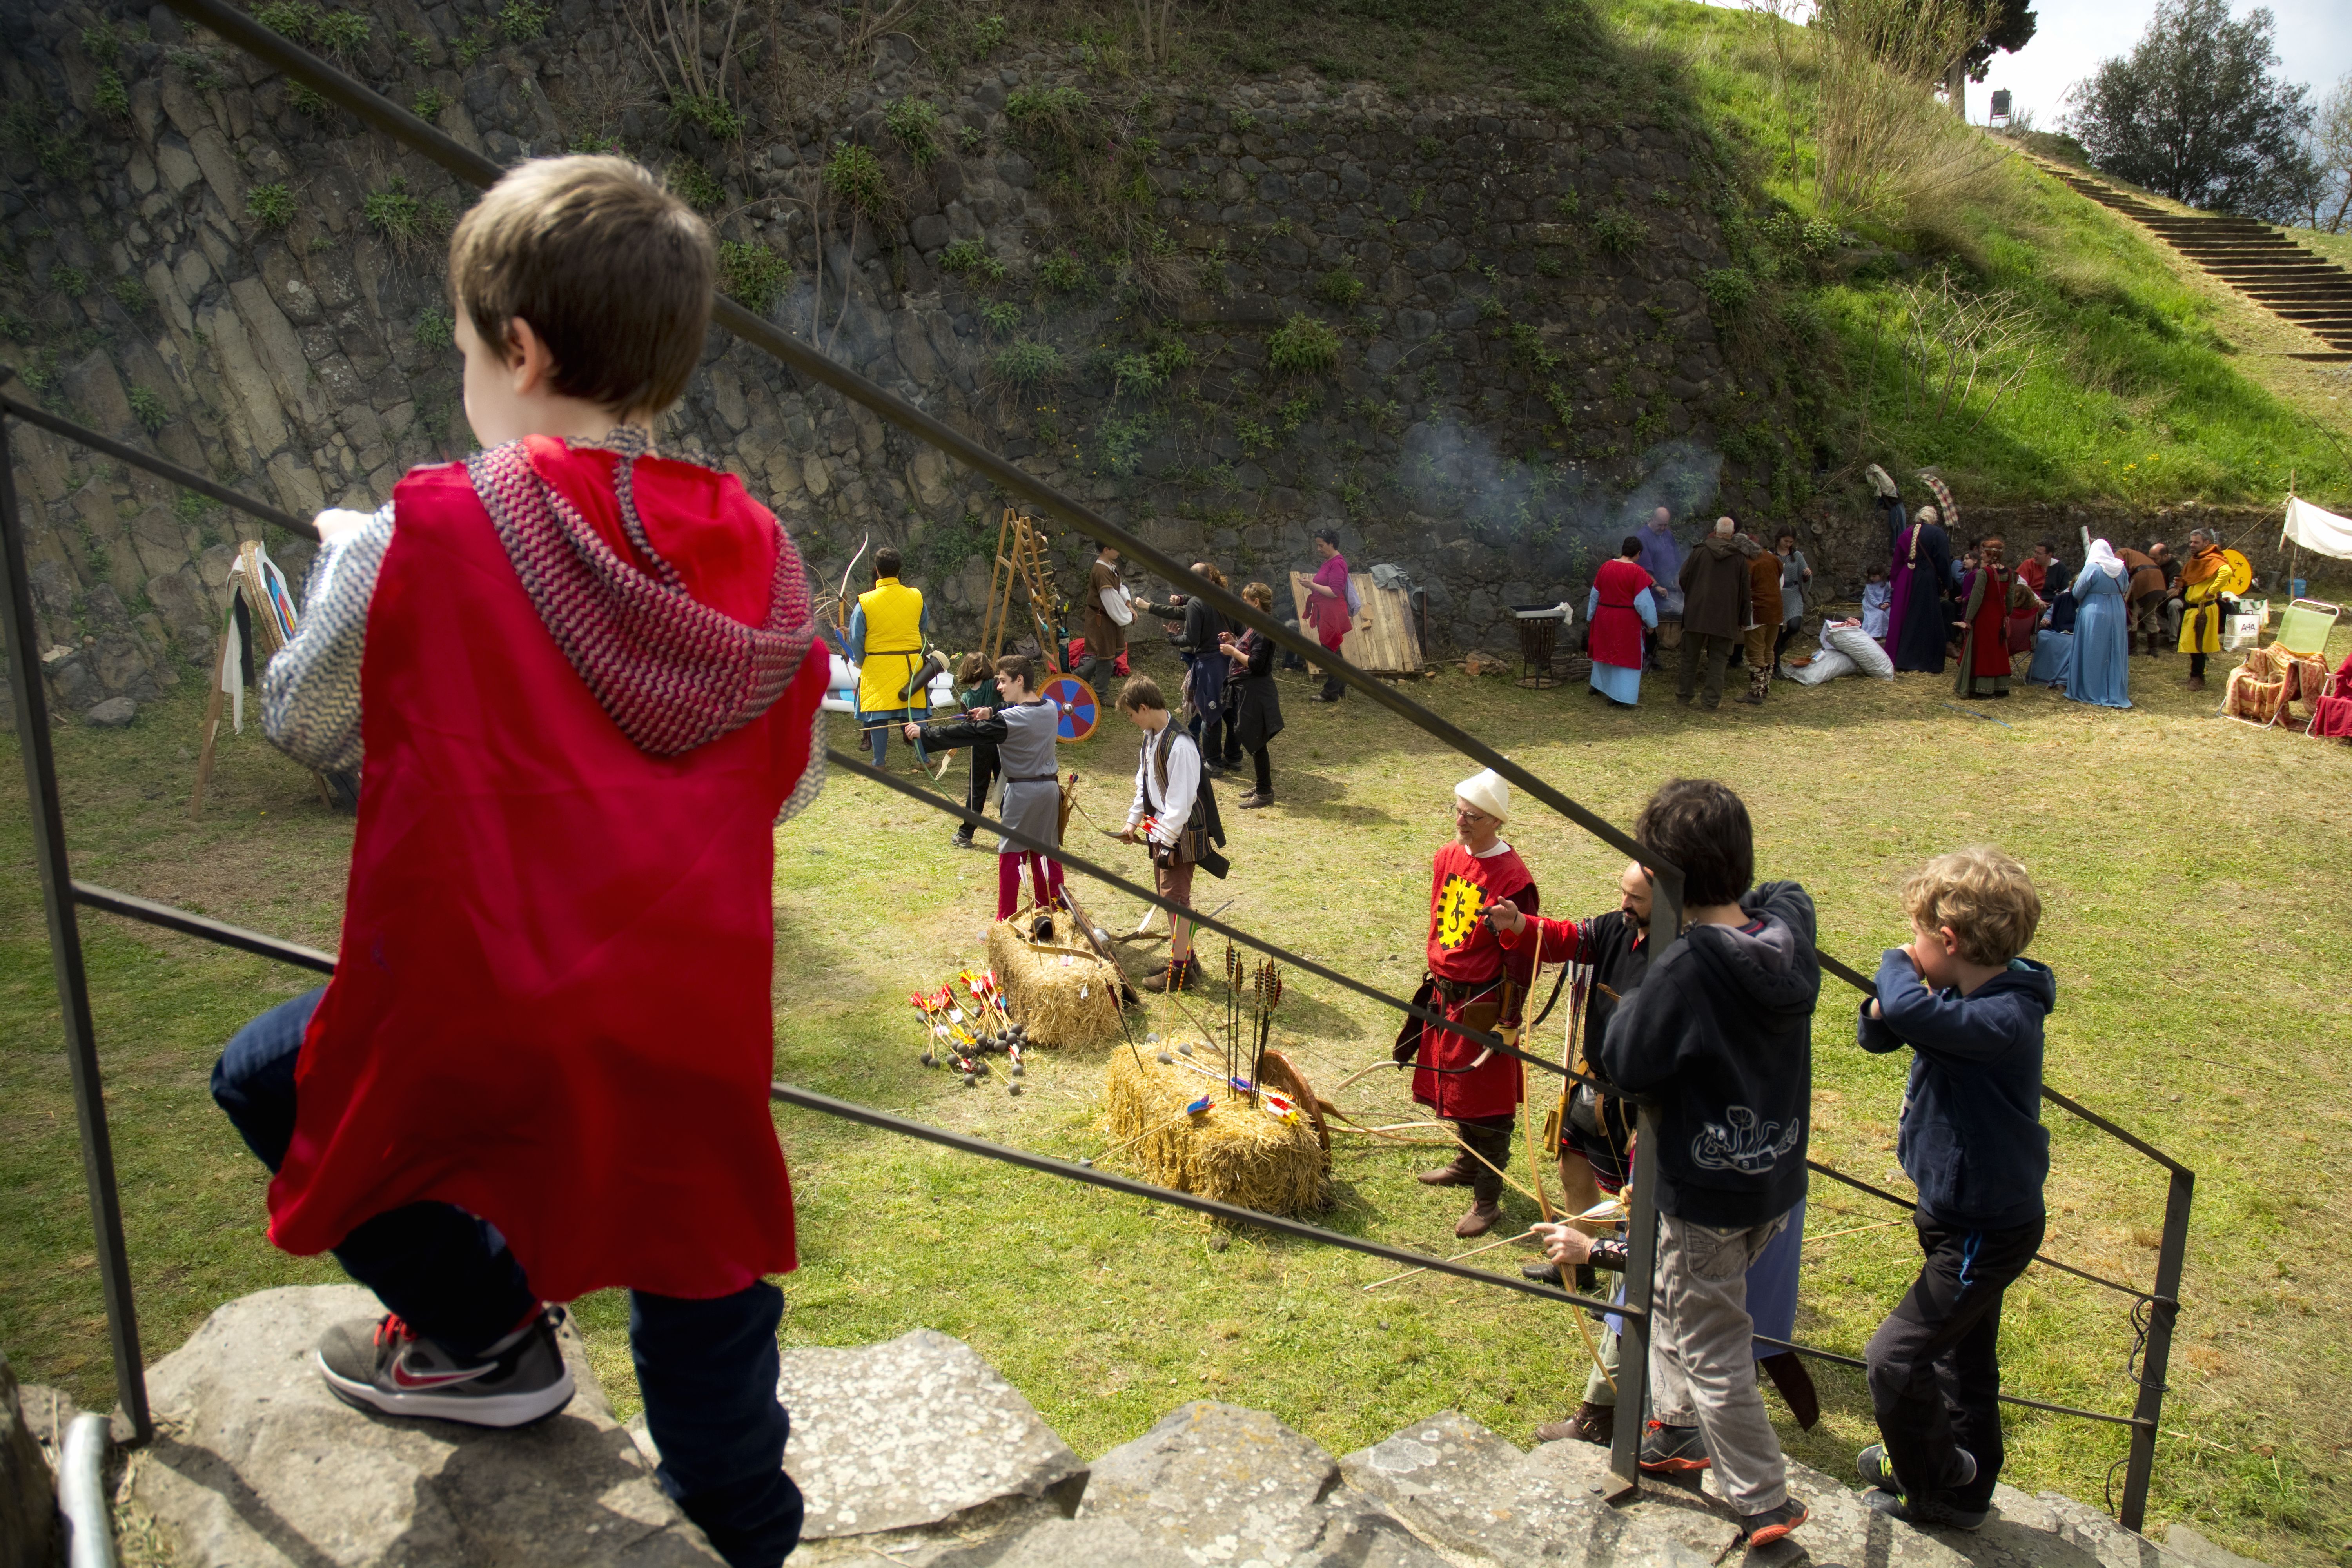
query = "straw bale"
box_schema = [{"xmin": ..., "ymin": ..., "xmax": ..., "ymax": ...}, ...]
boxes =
[
  {"xmin": 1104, "ymin": 1049, "xmax": 1331, "ymax": 1218},
  {"xmin": 986, "ymin": 915, "xmax": 1123, "ymax": 1047}
]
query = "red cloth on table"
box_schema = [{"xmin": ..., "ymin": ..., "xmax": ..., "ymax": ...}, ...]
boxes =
[
  {"xmin": 1412, "ymin": 842, "xmax": 1537, "ymax": 1121},
  {"xmin": 269, "ymin": 451, "xmax": 826, "ymax": 1303},
  {"xmin": 1588, "ymin": 558, "xmax": 1653, "ymax": 670}
]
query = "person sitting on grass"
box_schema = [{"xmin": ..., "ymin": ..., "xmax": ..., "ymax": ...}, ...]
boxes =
[
  {"xmin": 214, "ymin": 155, "xmax": 826, "ymax": 1568},
  {"xmin": 907, "ymin": 654, "xmax": 1066, "ymax": 918},
  {"xmin": 1587, "ymin": 777, "xmax": 1820, "ymax": 1549},
  {"xmin": 1856, "ymin": 847, "xmax": 2053, "ymax": 1531}
]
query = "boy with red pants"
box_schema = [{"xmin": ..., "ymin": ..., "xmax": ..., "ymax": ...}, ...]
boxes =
[{"xmin": 212, "ymin": 156, "xmax": 826, "ymax": 1568}]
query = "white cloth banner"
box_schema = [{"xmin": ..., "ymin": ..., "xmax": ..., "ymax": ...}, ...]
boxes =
[{"xmin": 2283, "ymin": 497, "xmax": 2352, "ymax": 561}]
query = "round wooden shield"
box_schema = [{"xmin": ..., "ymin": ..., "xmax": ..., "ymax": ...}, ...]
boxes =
[{"xmin": 1043, "ymin": 675, "xmax": 1099, "ymax": 741}]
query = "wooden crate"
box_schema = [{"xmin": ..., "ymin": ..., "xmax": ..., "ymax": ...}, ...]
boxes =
[{"xmin": 1289, "ymin": 573, "xmax": 1424, "ymax": 675}]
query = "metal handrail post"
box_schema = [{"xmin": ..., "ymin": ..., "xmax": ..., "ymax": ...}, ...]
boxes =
[
  {"xmin": 0, "ymin": 415, "xmax": 151, "ymax": 1441},
  {"xmin": 1606, "ymin": 875, "xmax": 1679, "ymax": 1502},
  {"xmin": 2118, "ymin": 1167, "xmax": 2193, "ymax": 1530}
]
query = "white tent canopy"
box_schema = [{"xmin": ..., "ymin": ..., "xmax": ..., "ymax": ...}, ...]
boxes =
[{"xmin": 2283, "ymin": 496, "xmax": 2352, "ymax": 561}]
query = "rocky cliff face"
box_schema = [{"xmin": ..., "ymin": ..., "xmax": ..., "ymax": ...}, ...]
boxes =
[{"xmin": 2, "ymin": 0, "xmax": 1824, "ymax": 723}]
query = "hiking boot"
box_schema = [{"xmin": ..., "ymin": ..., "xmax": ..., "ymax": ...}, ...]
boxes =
[
  {"xmin": 951, "ymin": 828, "xmax": 975, "ymax": 849},
  {"xmin": 1417, "ymin": 1153, "xmax": 1477, "ymax": 1187},
  {"xmin": 1536, "ymin": 1401, "xmax": 1615, "ymax": 1446},
  {"xmin": 1737, "ymin": 691, "xmax": 1764, "ymax": 705},
  {"xmin": 1637, "ymin": 1419, "xmax": 1710, "ymax": 1474},
  {"xmin": 1138, "ymin": 955, "xmax": 1198, "ymax": 994},
  {"xmin": 1454, "ymin": 1200, "xmax": 1503, "ymax": 1238},
  {"xmin": 1521, "ymin": 1256, "xmax": 1561, "ymax": 1283},
  {"xmin": 1859, "ymin": 1443, "xmax": 1976, "ymax": 1495},
  {"xmin": 1742, "ymin": 1499, "xmax": 1809, "ymax": 1546},
  {"xmin": 2187, "ymin": 676, "xmax": 2207, "ymax": 692},
  {"xmin": 1237, "ymin": 791, "xmax": 1273, "ymax": 809},
  {"xmin": 1866, "ymin": 1488, "xmax": 1989, "ymax": 1531},
  {"xmin": 316, "ymin": 1308, "xmax": 574, "ymax": 1427}
]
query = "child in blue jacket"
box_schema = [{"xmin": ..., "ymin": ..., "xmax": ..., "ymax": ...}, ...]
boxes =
[{"xmin": 1856, "ymin": 846, "xmax": 2054, "ymax": 1530}]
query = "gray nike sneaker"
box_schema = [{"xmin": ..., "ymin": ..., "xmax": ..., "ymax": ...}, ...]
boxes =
[{"xmin": 316, "ymin": 1308, "xmax": 575, "ymax": 1426}]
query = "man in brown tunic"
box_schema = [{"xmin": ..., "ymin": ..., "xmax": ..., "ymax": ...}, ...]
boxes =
[
  {"xmin": 1676, "ymin": 517, "xmax": 1762, "ymax": 710},
  {"xmin": 1079, "ymin": 542, "xmax": 1132, "ymax": 692}
]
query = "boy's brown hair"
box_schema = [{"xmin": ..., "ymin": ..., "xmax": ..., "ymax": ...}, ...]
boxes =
[
  {"xmin": 994, "ymin": 653, "xmax": 1036, "ymax": 691},
  {"xmin": 1116, "ymin": 675, "xmax": 1167, "ymax": 712},
  {"xmin": 1633, "ymin": 778, "xmax": 1752, "ymax": 908},
  {"xmin": 447, "ymin": 155, "xmax": 713, "ymax": 416},
  {"xmin": 955, "ymin": 652, "xmax": 991, "ymax": 686},
  {"xmin": 1903, "ymin": 846, "xmax": 2040, "ymax": 966}
]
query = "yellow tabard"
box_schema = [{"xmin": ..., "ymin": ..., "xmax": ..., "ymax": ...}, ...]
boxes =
[{"xmin": 857, "ymin": 579, "xmax": 930, "ymax": 713}]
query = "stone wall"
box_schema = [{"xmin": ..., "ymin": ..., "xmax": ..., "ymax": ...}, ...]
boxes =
[{"xmin": 7, "ymin": 0, "xmax": 1823, "ymax": 726}]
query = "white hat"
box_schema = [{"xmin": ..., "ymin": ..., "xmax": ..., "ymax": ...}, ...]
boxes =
[{"xmin": 1455, "ymin": 768, "xmax": 1510, "ymax": 824}]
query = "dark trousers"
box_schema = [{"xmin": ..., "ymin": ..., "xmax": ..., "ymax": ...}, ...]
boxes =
[
  {"xmin": 213, "ymin": 991, "xmax": 804, "ymax": 1568},
  {"xmin": 862, "ymin": 708, "xmax": 927, "ymax": 769},
  {"xmin": 1864, "ymin": 1217, "xmax": 2044, "ymax": 1510},
  {"xmin": 1677, "ymin": 632, "xmax": 1733, "ymax": 707},
  {"xmin": 1773, "ymin": 616, "xmax": 1801, "ymax": 664},
  {"xmin": 1249, "ymin": 744, "xmax": 1272, "ymax": 795},
  {"xmin": 1454, "ymin": 1114, "xmax": 1516, "ymax": 1205},
  {"xmin": 2190, "ymin": 652, "xmax": 2208, "ymax": 680},
  {"xmin": 959, "ymin": 739, "xmax": 1000, "ymax": 835}
]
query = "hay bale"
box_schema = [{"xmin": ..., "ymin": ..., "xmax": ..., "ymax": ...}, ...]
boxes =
[
  {"xmin": 985, "ymin": 915, "xmax": 1123, "ymax": 1047},
  {"xmin": 1104, "ymin": 1049, "xmax": 1331, "ymax": 1218}
]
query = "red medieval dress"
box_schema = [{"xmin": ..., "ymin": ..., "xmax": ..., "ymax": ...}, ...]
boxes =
[
  {"xmin": 1409, "ymin": 841, "xmax": 1538, "ymax": 1124},
  {"xmin": 1588, "ymin": 557, "xmax": 1654, "ymax": 672},
  {"xmin": 267, "ymin": 438, "xmax": 829, "ymax": 1303},
  {"xmin": 1955, "ymin": 562, "xmax": 2019, "ymax": 699}
]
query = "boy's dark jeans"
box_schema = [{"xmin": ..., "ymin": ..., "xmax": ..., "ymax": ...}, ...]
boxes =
[
  {"xmin": 214, "ymin": 990, "xmax": 804, "ymax": 1568},
  {"xmin": 1865, "ymin": 1216, "xmax": 2045, "ymax": 1509}
]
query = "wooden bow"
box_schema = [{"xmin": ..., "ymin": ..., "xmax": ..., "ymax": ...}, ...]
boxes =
[{"xmin": 1524, "ymin": 951, "xmax": 1614, "ymax": 1392}]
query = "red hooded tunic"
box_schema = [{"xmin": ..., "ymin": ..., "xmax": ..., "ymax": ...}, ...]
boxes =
[
  {"xmin": 1411, "ymin": 841, "xmax": 1537, "ymax": 1121},
  {"xmin": 267, "ymin": 442, "xmax": 827, "ymax": 1303},
  {"xmin": 1588, "ymin": 558, "xmax": 1653, "ymax": 671}
]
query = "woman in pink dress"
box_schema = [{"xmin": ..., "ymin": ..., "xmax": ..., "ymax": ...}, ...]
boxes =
[{"xmin": 1292, "ymin": 527, "xmax": 1356, "ymax": 703}]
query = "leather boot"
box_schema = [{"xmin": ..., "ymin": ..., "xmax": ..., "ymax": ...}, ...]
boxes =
[
  {"xmin": 1417, "ymin": 1152, "xmax": 1477, "ymax": 1187},
  {"xmin": 1139, "ymin": 955, "xmax": 1197, "ymax": 993},
  {"xmin": 1536, "ymin": 1401, "xmax": 1616, "ymax": 1446},
  {"xmin": 1455, "ymin": 1200, "xmax": 1504, "ymax": 1238}
]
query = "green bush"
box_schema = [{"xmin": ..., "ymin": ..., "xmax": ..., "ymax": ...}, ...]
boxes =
[
  {"xmin": 127, "ymin": 387, "xmax": 169, "ymax": 432},
  {"xmin": 1229, "ymin": 109, "xmax": 1257, "ymax": 133},
  {"xmin": 254, "ymin": 0, "xmax": 319, "ymax": 41},
  {"xmin": 1554, "ymin": 191, "xmax": 1581, "ymax": 218},
  {"xmin": 1267, "ymin": 312, "xmax": 1341, "ymax": 376},
  {"xmin": 973, "ymin": 13, "xmax": 1007, "ymax": 54},
  {"xmin": 1699, "ymin": 268, "xmax": 1755, "ymax": 314},
  {"xmin": 80, "ymin": 22, "xmax": 122, "ymax": 62},
  {"xmin": 1037, "ymin": 250, "xmax": 1087, "ymax": 292},
  {"xmin": 670, "ymin": 158, "xmax": 727, "ymax": 211},
  {"xmin": 957, "ymin": 124, "xmax": 984, "ymax": 153},
  {"xmin": 824, "ymin": 144, "xmax": 891, "ymax": 218},
  {"xmin": 673, "ymin": 93, "xmax": 744, "ymax": 142},
  {"xmin": 50, "ymin": 265, "xmax": 88, "ymax": 299},
  {"xmin": 939, "ymin": 238, "xmax": 1006, "ymax": 281},
  {"xmin": 1316, "ymin": 267, "xmax": 1365, "ymax": 309},
  {"xmin": 111, "ymin": 275, "xmax": 150, "ymax": 314},
  {"xmin": 414, "ymin": 307, "xmax": 453, "ymax": 347},
  {"xmin": 1005, "ymin": 85, "xmax": 1087, "ymax": 134},
  {"xmin": 1592, "ymin": 211, "xmax": 1648, "ymax": 254},
  {"xmin": 499, "ymin": 0, "xmax": 551, "ymax": 40},
  {"xmin": 885, "ymin": 97, "xmax": 938, "ymax": 167},
  {"xmin": 312, "ymin": 11, "xmax": 370, "ymax": 61},
  {"xmin": 247, "ymin": 182, "xmax": 297, "ymax": 227},
  {"xmin": 718, "ymin": 239, "xmax": 792, "ymax": 314},
  {"xmin": 980, "ymin": 301, "xmax": 1022, "ymax": 337},
  {"xmin": 991, "ymin": 341, "xmax": 1063, "ymax": 389},
  {"xmin": 411, "ymin": 87, "xmax": 447, "ymax": 121},
  {"xmin": 363, "ymin": 177, "xmax": 423, "ymax": 243},
  {"xmin": 1112, "ymin": 351, "xmax": 1166, "ymax": 399},
  {"xmin": 287, "ymin": 81, "xmax": 334, "ymax": 120},
  {"xmin": 93, "ymin": 69, "xmax": 129, "ymax": 118}
]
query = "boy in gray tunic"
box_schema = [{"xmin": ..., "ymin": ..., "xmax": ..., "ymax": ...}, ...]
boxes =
[{"xmin": 906, "ymin": 654, "xmax": 1065, "ymax": 917}]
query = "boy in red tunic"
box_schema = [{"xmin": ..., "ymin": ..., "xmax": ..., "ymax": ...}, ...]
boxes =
[
  {"xmin": 1402, "ymin": 768, "xmax": 1539, "ymax": 1238},
  {"xmin": 209, "ymin": 158, "xmax": 825, "ymax": 1568}
]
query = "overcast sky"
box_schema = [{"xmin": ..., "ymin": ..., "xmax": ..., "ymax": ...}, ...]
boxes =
[{"xmin": 1966, "ymin": 0, "xmax": 2352, "ymax": 131}]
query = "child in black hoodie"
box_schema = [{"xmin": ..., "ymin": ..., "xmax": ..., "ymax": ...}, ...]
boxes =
[
  {"xmin": 1857, "ymin": 846, "xmax": 2054, "ymax": 1530},
  {"xmin": 1595, "ymin": 779, "xmax": 1819, "ymax": 1548}
]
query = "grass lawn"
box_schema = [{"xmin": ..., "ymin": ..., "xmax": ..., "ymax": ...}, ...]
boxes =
[{"xmin": 5, "ymin": 623, "xmax": 2352, "ymax": 1565}]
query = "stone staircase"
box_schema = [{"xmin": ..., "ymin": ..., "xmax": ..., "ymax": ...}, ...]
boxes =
[
  {"xmin": 2031, "ymin": 160, "xmax": 2352, "ymax": 362},
  {"xmin": 36, "ymin": 1287, "xmax": 2275, "ymax": 1568}
]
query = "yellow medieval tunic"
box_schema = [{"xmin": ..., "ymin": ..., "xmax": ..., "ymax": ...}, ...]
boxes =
[
  {"xmin": 854, "ymin": 577, "xmax": 932, "ymax": 715},
  {"xmin": 2178, "ymin": 550, "xmax": 2227, "ymax": 656}
]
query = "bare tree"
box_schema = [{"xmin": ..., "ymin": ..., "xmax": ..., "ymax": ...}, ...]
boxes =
[
  {"xmin": 1888, "ymin": 270, "xmax": 2040, "ymax": 434},
  {"xmin": 2308, "ymin": 73, "xmax": 2352, "ymax": 232},
  {"xmin": 625, "ymin": 0, "xmax": 751, "ymax": 129},
  {"xmin": 1134, "ymin": 0, "xmax": 1182, "ymax": 71}
]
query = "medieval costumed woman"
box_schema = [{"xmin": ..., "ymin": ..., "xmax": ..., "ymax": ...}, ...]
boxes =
[
  {"xmin": 1220, "ymin": 581, "xmax": 1286, "ymax": 809},
  {"xmin": 1586, "ymin": 537, "xmax": 1659, "ymax": 708},
  {"xmin": 2025, "ymin": 565, "xmax": 2077, "ymax": 688},
  {"xmin": 1401, "ymin": 769, "xmax": 1539, "ymax": 1241},
  {"xmin": 2065, "ymin": 541, "xmax": 2132, "ymax": 709},
  {"xmin": 1885, "ymin": 505, "xmax": 1954, "ymax": 674},
  {"xmin": 908, "ymin": 654, "xmax": 1066, "ymax": 916},
  {"xmin": 1954, "ymin": 538, "xmax": 2026, "ymax": 699}
]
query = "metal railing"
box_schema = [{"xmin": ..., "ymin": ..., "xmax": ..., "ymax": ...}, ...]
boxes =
[{"xmin": 0, "ymin": 0, "xmax": 2190, "ymax": 1526}]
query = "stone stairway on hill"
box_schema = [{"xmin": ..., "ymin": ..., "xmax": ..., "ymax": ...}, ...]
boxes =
[
  {"xmin": 18, "ymin": 1285, "xmax": 2280, "ymax": 1568},
  {"xmin": 2030, "ymin": 160, "xmax": 2352, "ymax": 362}
]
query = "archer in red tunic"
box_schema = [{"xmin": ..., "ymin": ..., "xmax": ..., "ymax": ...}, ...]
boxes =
[
  {"xmin": 210, "ymin": 157, "xmax": 819, "ymax": 1568},
  {"xmin": 1403, "ymin": 770, "xmax": 1540, "ymax": 1238}
]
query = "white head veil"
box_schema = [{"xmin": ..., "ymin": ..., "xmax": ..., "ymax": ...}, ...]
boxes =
[{"xmin": 2085, "ymin": 539, "xmax": 2127, "ymax": 580}]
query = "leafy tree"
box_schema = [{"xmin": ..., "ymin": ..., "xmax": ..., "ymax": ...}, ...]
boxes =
[
  {"xmin": 2064, "ymin": 0, "xmax": 2319, "ymax": 220},
  {"xmin": 2307, "ymin": 73, "xmax": 2352, "ymax": 232}
]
